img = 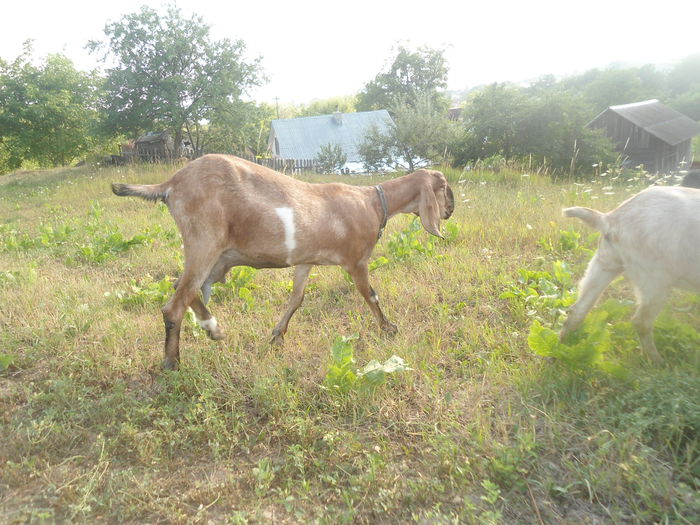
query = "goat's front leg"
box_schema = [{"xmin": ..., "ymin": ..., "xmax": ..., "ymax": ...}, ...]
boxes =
[
  {"xmin": 344, "ymin": 262, "xmax": 397, "ymax": 335},
  {"xmin": 271, "ymin": 264, "xmax": 313, "ymax": 345},
  {"xmin": 560, "ymin": 253, "xmax": 621, "ymax": 341}
]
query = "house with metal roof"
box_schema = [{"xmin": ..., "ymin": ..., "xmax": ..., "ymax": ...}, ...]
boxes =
[
  {"xmin": 587, "ymin": 99, "xmax": 700, "ymax": 173},
  {"xmin": 268, "ymin": 109, "xmax": 394, "ymax": 172}
]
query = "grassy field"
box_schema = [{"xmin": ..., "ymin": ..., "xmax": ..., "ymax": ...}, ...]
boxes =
[{"xmin": 1, "ymin": 161, "xmax": 698, "ymax": 524}]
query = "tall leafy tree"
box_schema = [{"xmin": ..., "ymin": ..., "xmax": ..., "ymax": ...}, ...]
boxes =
[
  {"xmin": 667, "ymin": 54, "xmax": 700, "ymax": 95},
  {"xmin": 200, "ymin": 101, "xmax": 275, "ymax": 157},
  {"xmin": 522, "ymin": 92, "xmax": 616, "ymax": 176},
  {"xmin": 0, "ymin": 43, "xmax": 99, "ymax": 172},
  {"xmin": 460, "ymin": 83, "xmax": 530, "ymax": 160},
  {"xmin": 358, "ymin": 93, "xmax": 456, "ymax": 172},
  {"xmin": 297, "ymin": 96, "xmax": 356, "ymax": 117},
  {"xmin": 454, "ymin": 83, "xmax": 616, "ymax": 176},
  {"xmin": 89, "ymin": 5, "xmax": 263, "ymax": 156},
  {"xmin": 356, "ymin": 45, "xmax": 449, "ymax": 112},
  {"xmin": 667, "ymin": 54, "xmax": 700, "ymax": 120},
  {"xmin": 584, "ymin": 68, "xmax": 647, "ymax": 110}
]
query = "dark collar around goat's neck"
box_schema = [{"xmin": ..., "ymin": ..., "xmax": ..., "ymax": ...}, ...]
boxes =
[{"xmin": 375, "ymin": 184, "xmax": 388, "ymax": 240}]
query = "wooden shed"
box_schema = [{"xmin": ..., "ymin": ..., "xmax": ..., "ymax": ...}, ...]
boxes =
[
  {"xmin": 135, "ymin": 131, "xmax": 174, "ymax": 162},
  {"xmin": 587, "ymin": 99, "xmax": 700, "ymax": 173}
]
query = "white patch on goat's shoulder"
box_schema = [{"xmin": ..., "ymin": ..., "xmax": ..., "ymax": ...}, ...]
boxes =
[
  {"xmin": 275, "ymin": 207, "xmax": 296, "ymax": 261},
  {"xmin": 331, "ymin": 218, "xmax": 346, "ymax": 237},
  {"xmin": 198, "ymin": 317, "xmax": 218, "ymax": 332}
]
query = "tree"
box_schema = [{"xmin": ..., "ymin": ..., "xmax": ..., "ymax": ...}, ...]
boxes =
[
  {"xmin": 315, "ymin": 143, "xmax": 347, "ymax": 173},
  {"xmin": 458, "ymin": 83, "xmax": 531, "ymax": 161},
  {"xmin": 667, "ymin": 54, "xmax": 700, "ymax": 95},
  {"xmin": 559, "ymin": 65, "xmax": 665, "ymax": 112},
  {"xmin": 0, "ymin": 43, "xmax": 100, "ymax": 173},
  {"xmin": 356, "ymin": 45, "xmax": 449, "ymax": 112},
  {"xmin": 584, "ymin": 68, "xmax": 647, "ymax": 110},
  {"xmin": 89, "ymin": 5, "xmax": 263, "ymax": 157},
  {"xmin": 297, "ymin": 96, "xmax": 356, "ymax": 117},
  {"xmin": 188, "ymin": 101, "xmax": 274, "ymax": 157},
  {"xmin": 522, "ymin": 93, "xmax": 616, "ymax": 176},
  {"xmin": 358, "ymin": 125, "xmax": 395, "ymax": 173},
  {"xmin": 668, "ymin": 54, "xmax": 700, "ymax": 120},
  {"xmin": 454, "ymin": 83, "xmax": 616, "ymax": 177},
  {"xmin": 358, "ymin": 93, "xmax": 456, "ymax": 172}
]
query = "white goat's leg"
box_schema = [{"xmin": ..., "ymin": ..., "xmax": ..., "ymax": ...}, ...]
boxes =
[
  {"xmin": 560, "ymin": 253, "xmax": 621, "ymax": 340},
  {"xmin": 631, "ymin": 284, "xmax": 668, "ymax": 363},
  {"xmin": 270, "ymin": 264, "xmax": 313, "ymax": 345},
  {"xmin": 345, "ymin": 262, "xmax": 397, "ymax": 335}
]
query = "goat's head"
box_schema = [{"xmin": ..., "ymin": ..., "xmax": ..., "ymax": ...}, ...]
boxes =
[{"xmin": 412, "ymin": 169, "xmax": 454, "ymax": 238}]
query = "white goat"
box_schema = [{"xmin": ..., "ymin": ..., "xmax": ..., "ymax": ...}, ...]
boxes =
[
  {"xmin": 560, "ymin": 185, "xmax": 700, "ymax": 361},
  {"xmin": 112, "ymin": 154, "xmax": 454, "ymax": 369}
]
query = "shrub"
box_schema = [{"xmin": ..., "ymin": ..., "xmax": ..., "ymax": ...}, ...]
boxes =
[{"xmin": 315, "ymin": 143, "xmax": 347, "ymax": 174}]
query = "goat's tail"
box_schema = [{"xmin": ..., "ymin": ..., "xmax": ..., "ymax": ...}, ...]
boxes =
[
  {"xmin": 563, "ymin": 206, "xmax": 607, "ymax": 232},
  {"xmin": 111, "ymin": 182, "xmax": 170, "ymax": 203}
]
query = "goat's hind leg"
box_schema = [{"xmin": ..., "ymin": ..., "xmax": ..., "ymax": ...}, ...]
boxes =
[
  {"xmin": 631, "ymin": 281, "xmax": 668, "ymax": 363},
  {"xmin": 560, "ymin": 253, "xmax": 621, "ymax": 340},
  {"xmin": 161, "ymin": 249, "xmax": 220, "ymax": 370},
  {"xmin": 162, "ymin": 282, "xmax": 199, "ymax": 370}
]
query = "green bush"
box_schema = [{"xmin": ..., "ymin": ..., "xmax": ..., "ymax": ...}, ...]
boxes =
[{"xmin": 315, "ymin": 142, "xmax": 347, "ymax": 174}]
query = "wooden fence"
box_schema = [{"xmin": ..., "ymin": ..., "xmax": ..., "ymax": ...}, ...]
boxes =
[
  {"xmin": 242, "ymin": 155, "xmax": 319, "ymax": 174},
  {"xmin": 107, "ymin": 151, "xmax": 322, "ymax": 173}
]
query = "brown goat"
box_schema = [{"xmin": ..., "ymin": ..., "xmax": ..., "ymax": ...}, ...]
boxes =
[{"xmin": 112, "ymin": 154, "xmax": 454, "ymax": 369}]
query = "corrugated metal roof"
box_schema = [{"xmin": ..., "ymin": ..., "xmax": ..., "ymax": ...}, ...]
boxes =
[
  {"xmin": 270, "ymin": 110, "xmax": 394, "ymax": 161},
  {"xmin": 136, "ymin": 131, "xmax": 171, "ymax": 144},
  {"xmin": 589, "ymin": 99, "xmax": 700, "ymax": 145}
]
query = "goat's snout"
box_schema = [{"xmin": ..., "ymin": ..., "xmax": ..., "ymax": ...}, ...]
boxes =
[{"xmin": 443, "ymin": 185, "xmax": 455, "ymax": 220}]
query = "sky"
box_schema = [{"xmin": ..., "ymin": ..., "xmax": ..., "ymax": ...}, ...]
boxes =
[{"xmin": 2, "ymin": 0, "xmax": 699, "ymax": 105}]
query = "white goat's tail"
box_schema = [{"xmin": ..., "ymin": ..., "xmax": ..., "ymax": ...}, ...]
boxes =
[
  {"xmin": 563, "ymin": 206, "xmax": 607, "ymax": 232},
  {"xmin": 111, "ymin": 182, "xmax": 170, "ymax": 203}
]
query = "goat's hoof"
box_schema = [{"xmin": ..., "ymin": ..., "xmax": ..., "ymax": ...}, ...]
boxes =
[
  {"xmin": 642, "ymin": 348, "xmax": 663, "ymax": 365},
  {"xmin": 382, "ymin": 322, "xmax": 398, "ymax": 336},
  {"xmin": 270, "ymin": 331, "xmax": 285, "ymax": 346},
  {"xmin": 208, "ymin": 328, "xmax": 225, "ymax": 341},
  {"xmin": 162, "ymin": 358, "xmax": 179, "ymax": 371},
  {"xmin": 558, "ymin": 328, "xmax": 570, "ymax": 342}
]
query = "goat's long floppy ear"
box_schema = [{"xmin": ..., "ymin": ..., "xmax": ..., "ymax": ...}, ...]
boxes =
[{"xmin": 418, "ymin": 183, "xmax": 443, "ymax": 238}]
